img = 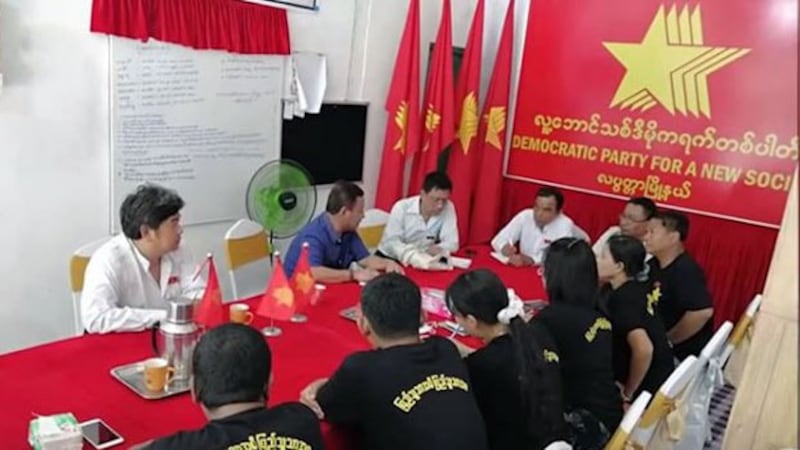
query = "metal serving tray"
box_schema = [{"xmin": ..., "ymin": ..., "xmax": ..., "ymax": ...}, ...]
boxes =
[{"xmin": 110, "ymin": 360, "xmax": 190, "ymax": 400}]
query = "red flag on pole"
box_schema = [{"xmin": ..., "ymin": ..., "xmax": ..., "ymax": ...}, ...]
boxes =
[
  {"xmin": 290, "ymin": 242, "xmax": 315, "ymax": 311},
  {"xmin": 468, "ymin": 0, "xmax": 514, "ymax": 245},
  {"xmin": 374, "ymin": 0, "xmax": 421, "ymax": 211},
  {"xmin": 408, "ymin": 0, "xmax": 455, "ymax": 193},
  {"xmin": 447, "ymin": 0, "xmax": 484, "ymax": 243},
  {"xmin": 256, "ymin": 253, "xmax": 296, "ymax": 322},
  {"xmin": 194, "ymin": 256, "xmax": 225, "ymax": 329}
]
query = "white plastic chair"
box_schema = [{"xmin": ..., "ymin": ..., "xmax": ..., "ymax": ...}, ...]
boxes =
[
  {"xmin": 720, "ymin": 294, "xmax": 763, "ymax": 367},
  {"xmin": 672, "ymin": 321, "xmax": 734, "ymax": 450},
  {"xmin": 604, "ymin": 391, "xmax": 653, "ymax": 450},
  {"xmin": 358, "ymin": 208, "xmax": 390, "ymax": 251},
  {"xmin": 69, "ymin": 237, "xmax": 111, "ymax": 335},
  {"xmin": 224, "ymin": 219, "xmax": 271, "ymax": 301},
  {"xmin": 629, "ymin": 355, "xmax": 702, "ymax": 448}
]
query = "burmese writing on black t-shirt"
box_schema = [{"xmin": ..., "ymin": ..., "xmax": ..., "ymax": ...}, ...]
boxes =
[
  {"xmin": 605, "ymin": 280, "xmax": 675, "ymax": 397},
  {"xmin": 465, "ymin": 322, "xmax": 565, "ymax": 450},
  {"xmin": 648, "ymin": 253, "xmax": 714, "ymax": 359},
  {"xmin": 146, "ymin": 403, "xmax": 324, "ymax": 450},
  {"xmin": 534, "ymin": 303, "xmax": 623, "ymax": 431},
  {"xmin": 316, "ymin": 336, "xmax": 487, "ymax": 450}
]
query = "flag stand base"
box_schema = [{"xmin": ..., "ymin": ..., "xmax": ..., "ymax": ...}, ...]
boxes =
[
  {"xmin": 261, "ymin": 326, "xmax": 282, "ymax": 337},
  {"xmin": 290, "ymin": 313, "xmax": 308, "ymax": 323}
]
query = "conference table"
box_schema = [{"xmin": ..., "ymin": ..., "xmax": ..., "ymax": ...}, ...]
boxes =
[{"xmin": 0, "ymin": 246, "xmax": 546, "ymax": 449}]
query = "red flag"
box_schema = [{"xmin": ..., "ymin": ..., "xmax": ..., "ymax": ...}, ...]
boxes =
[
  {"xmin": 408, "ymin": 0, "xmax": 455, "ymax": 193},
  {"xmin": 468, "ymin": 0, "xmax": 514, "ymax": 245},
  {"xmin": 374, "ymin": 0, "xmax": 421, "ymax": 211},
  {"xmin": 290, "ymin": 242, "xmax": 315, "ymax": 311},
  {"xmin": 447, "ymin": 0, "xmax": 484, "ymax": 243},
  {"xmin": 194, "ymin": 256, "xmax": 225, "ymax": 329},
  {"xmin": 256, "ymin": 253, "xmax": 296, "ymax": 322}
]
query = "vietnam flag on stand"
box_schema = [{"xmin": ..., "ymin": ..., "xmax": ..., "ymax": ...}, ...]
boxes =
[
  {"xmin": 290, "ymin": 242, "xmax": 315, "ymax": 311},
  {"xmin": 374, "ymin": 0, "xmax": 421, "ymax": 211},
  {"xmin": 194, "ymin": 255, "xmax": 226, "ymax": 329},
  {"xmin": 468, "ymin": 0, "xmax": 514, "ymax": 245},
  {"xmin": 408, "ymin": 0, "xmax": 455, "ymax": 193},
  {"xmin": 447, "ymin": 0, "xmax": 484, "ymax": 243},
  {"xmin": 256, "ymin": 252, "xmax": 296, "ymax": 322}
]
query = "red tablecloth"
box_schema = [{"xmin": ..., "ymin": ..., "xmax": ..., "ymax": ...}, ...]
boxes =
[{"xmin": 0, "ymin": 247, "xmax": 545, "ymax": 449}]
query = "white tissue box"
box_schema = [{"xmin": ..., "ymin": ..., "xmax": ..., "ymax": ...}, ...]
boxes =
[{"xmin": 28, "ymin": 413, "xmax": 82, "ymax": 450}]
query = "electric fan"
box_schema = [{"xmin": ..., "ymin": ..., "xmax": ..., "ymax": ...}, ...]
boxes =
[{"xmin": 245, "ymin": 159, "xmax": 317, "ymax": 250}]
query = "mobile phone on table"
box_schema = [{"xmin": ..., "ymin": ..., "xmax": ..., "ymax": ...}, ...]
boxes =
[{"xmin": 80, "ymin": 418, "xmax": 124, "ymax": 449}]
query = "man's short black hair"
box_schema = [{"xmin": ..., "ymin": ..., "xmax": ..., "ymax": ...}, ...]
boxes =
[
  {"xmin": 120, "ymin": 184, "xmax": 184, "ymax": 240},
  {"xmin": 536, "ymin": 186, "xmax": 565, "ymax": 211},
  {"xmin": 326, "ymin": 180, "xmax": 364, "ymax": 214},
  {"xmin": 193, "ymin": 324, "xmax": 271, "ymax": 409},
  {"xmin": 422, "ymin": 171, "xmax": 453, "ymax": 193},
  {"xmin": 653, "ymin": 210, "xmax": 690, "ymax": 242},
  {"xmin": 360, "ymin": 273, "xmax": 421, "ymax": 339},
  {"xmin": 628, "ymin": 197, "xmax": 657, "ymax": 220}
]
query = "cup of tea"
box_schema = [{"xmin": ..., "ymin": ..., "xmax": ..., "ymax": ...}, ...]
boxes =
[
  {"xmin": 229, "ymin": 304, "xmax": 254, "ymax": 325},
  {"xmin": 143, "ymin": 358, "xmax": 174, "ymax": 392},
  {"xmin": 310, "ymin": 283, "xmax": 327, "ymax": 306}
]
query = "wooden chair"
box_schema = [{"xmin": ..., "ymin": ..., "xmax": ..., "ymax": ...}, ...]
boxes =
[
  {"xmin": 357, "ymin": 208, "xmax": 390, "ymax": 251},
  {"xmin": 604, "ymin": 391, "xmax": 653, "ymax": 450},
  {"xmin": 69, "ymin": 237, "xmax": 111, "ymax": 335},
  {"xmin": 224, "ymin": 219, "xmax": 271, "ymax": 301}
]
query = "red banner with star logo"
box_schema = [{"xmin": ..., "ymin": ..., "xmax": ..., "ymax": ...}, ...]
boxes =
[{"xmin": 508, "ymin": 0, "xmax": 797, "ymax": 227}]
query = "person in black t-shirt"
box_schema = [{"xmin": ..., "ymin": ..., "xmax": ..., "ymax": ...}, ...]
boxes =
[
  {"xmin": 300, "ymin": 273, "xmax": 488, "ymax": 450},
  {"xmin": 597, "ymin": 235, "xmax": 675, "ymax": 404},
  {"xmin": 445, "ymin": 269, "xmax": 568, "ymax": 450},
  {"xmin": 644, "ymin": 211, "xmax": 714, "ymax": 360},
  {"xmin": 131, "ymin": 324, "xmax": 323, "ymax": 450},
  {"xmin": 534, "ymin": 238, "xmax": 623, "ymax": 449}
]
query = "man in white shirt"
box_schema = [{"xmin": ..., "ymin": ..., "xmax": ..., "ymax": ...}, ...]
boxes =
[
  {"xmin": 81, "ymin": 184, "xmax": 206, "ymax": 334},
  {"xmin": 592, "ymin": 197, "xmax": 657, "ymax": 256},
  {"xmin": 377, "ymin": 172, "xmax": 458, "ymax": 264},
  {"xmin": 491, "ymin": 186, "xmax": 580, "ymax": 266}
]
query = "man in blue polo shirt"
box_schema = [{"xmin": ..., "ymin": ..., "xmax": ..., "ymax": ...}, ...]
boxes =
[{"xmin": 284, "ymin": 180, "xmax": 403, "ymax": 283}]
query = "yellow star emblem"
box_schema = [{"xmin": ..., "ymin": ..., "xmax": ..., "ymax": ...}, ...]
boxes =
[
  {"xmin": 393, "ymin": 101, "xmax": 408, "ymax": 153},
  {"xmin": 273, "ymin": 286, "xmax": 294, "ymax": 306},
  {"xmin": 646, "ymin": 286, "xmax": 661, "ymax": 316},
  {"xmin": 456, "ymin": 92, "xmax": 478, "ymax": 154},
  {"xmin": 421, "ymin": 104, "xmax": 442, "ymax": 152},
  {"xmin": 484, "ymin": 106, "xmax": 507, "ymax": 150},
  {"xmin": 295, "ymin": 271, "xmax": 314, "ymax": 294},
  {"xmin": 603, "ymin": 5, "xmax": 750, "ymax": 118}
]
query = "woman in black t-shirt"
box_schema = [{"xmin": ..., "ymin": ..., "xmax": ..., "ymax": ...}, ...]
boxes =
[
  {"xmin": 534, "ymin": 238, "xmax": 623, "ymax": 449},
  {"xmin": 446, "ymin": 269, "xmax": 567, "ymax": 450},
  {"xmin": 597, "ymin": 235, "xmax": 674, "ymax": 405}
]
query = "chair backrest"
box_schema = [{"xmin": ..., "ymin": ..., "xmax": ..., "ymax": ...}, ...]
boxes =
[
  {"xmin": 69, "ymin": 237, "xmax": 111, "ymax": 335},
  {"xmin": 720, "ymin": 294, "xmax": 763, "ymax": 367},
  {"xmin": 630, "ymin": 356, "xmax": 702, "ymax": 447},
  {"xmin": 224, "ymin": 219, "xmax": 271, "ymax": 301},
  {"xmin": 604, "ymin": 391, "xmax": 653, "ymax": 450},
  {"xmin": 357, "ymin": 208, "xmax": 390, "ymax": 250}
]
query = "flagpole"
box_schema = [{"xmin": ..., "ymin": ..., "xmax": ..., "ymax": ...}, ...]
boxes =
[{"xmin": 262, "ymin": 317, "xmax": 282, "ymax": 337}]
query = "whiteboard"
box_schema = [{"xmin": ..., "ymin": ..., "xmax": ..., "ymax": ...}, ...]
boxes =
[{"xmin": 109, "ymin": 37, "xmax": 286, "ymax": 227}]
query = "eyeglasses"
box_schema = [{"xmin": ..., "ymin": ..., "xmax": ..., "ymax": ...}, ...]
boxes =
[{"xmin": 619, "ymin": 213, "xmax": 648, "ymax": 223}]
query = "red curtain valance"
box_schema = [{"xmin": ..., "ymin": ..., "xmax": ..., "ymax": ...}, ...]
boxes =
[
  {"xmin": 91, "ymin": 0, "xmax": 291, "ymax": 55},
  {"xmin": 499, "ymin": 178, "xmax": 777, "ymax": 327}
]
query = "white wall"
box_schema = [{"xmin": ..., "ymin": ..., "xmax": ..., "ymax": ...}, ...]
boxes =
[{"xmin": 0, "ymin": 0, "xmax": 527, "ymax": 353}]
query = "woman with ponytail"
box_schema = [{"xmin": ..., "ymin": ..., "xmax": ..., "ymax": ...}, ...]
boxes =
[
  {"xmin": 597, "ymin": 235, "xmax": 674, "ymax": 404},
  {"xmin": 446, "ymin": 269, "xmax": 567, "ymax": 450}
]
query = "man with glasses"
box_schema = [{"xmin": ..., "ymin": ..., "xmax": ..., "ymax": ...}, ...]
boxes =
[
  {"xmin": 592, "ymin": 197, "xmax": 657, "ymax": 257},
  {"xmin": 377, "ymin": 172, "xmax": 459, "ymax": 266}
]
